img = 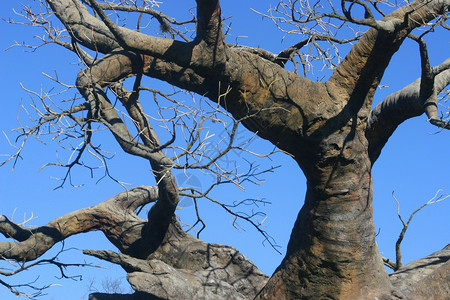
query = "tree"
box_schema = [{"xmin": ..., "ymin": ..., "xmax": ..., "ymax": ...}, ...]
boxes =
[{"xmin": 1, "ymin": 0, "xmax": 449, "ymax": 299}]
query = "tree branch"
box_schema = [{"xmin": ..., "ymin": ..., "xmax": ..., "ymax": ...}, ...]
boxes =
[
  {"xmin": 195, "ymin": 0, "xmax": 223, "ymax": 45},
  {"xmin": 275, "ymin": 35, "xmax": 361, "ymax": 68},
  {"xmin": 45, "ymin": 0, "xmax": 119, "ymax": 53},
  {"xmin": 0, "ymin": 186, "xmax": 158, "ymax": 261},
  {"xmin": 84, "ymin": 238, "xmax": 268, "ymax": 300},
  {"xmin": 391, "ymin": 190, "xmax": 450, "ymax": 270},
  {"xmin": 85, "ymin": 0, "xmax": 226, "ymax": 74},
  {"xmin": 80, "ymin": 1, "xmax": 194, "ymax": 42},
  {"xmin": 340, "ymin": 0, "xmax": 405, "ymax": 32},
  {"xmin": 328, "ymin": 0, "xmax": 449, "ymax": 110},
  {"xmin": 367, "ymin": 58, "xmax": 450, "ymax": 163}
]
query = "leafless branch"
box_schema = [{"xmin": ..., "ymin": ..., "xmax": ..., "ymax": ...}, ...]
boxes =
[
  {"xmin": 0, "ymin": 241, "xmax": 101, "ymax": 298},
  {"xmin": 179, "ymin": 187, "xmax": 280, "ymax": 254},
  {"xmin": 386, "ymin": 190, "xmax": 450, "ymax": 270},
  {"xmin": 80, "ymin": 0, "xmax": 195, "ymax": 42}
]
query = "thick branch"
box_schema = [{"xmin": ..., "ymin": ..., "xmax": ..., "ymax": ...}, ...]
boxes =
[
  {"xmin": 85, "ymin": 0, "xmax": 226, "ymax": 74},
  {"xmin": 85, "ymin": 250, "xmax": 248, "ymax": 299},
  {"xmin": 0, "ymin": 186, "xmax": 158, "ymax": 262},
  {"xmin": 196, "ymin": 0, "xmax": 223, "ymax": 45},
  {"xmin": 45, "ymin": 0, "xmax": 119, "ymax": 53},
  {"xmin": 0, "ymin": 216, "xmax": 33, "ymax": 242},
  {"xmin": 84, "ymin": 231, "xmax": 268, "ymax": 300},
  {"xmin": 390, "ymin": 245, "xmax": 450, "ymax": 299},
  {"xmin": 43, "ymin": 0, "xmax": 222, "ymax": 96},
  {"xmin": 84, "ymin": 1, "xmax": 195, "ymax": 40},
  {"xmin": 45, "ymin": 0, "xmax": 320, "ymax": 159},
  {"xmin": 367, "ymin": 58, "xmax": 450, "ymax": 163},
  {"xmin": 328, "ymin": 0, "xmax": 449, "ymax": 110},
  {"xmin": 75, "ymin": 51, "xmax": 184, "ymax": 238},
  {"xmin": 409, "ymin": 34, "xmax": 439, "ymax": 125}
]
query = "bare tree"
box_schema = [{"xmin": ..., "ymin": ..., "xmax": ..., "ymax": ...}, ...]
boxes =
[{"xmin": 1, "ymin": 0, "xmax": 449, "ymax": 299}]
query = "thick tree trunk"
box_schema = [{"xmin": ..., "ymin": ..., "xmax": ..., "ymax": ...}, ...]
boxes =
[{"xmin": 257, "ymin": 127, "xmax": 391, "ymax": 299}]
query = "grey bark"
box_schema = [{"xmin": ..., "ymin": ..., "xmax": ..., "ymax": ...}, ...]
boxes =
[
  {"xmin": 84, "ymin": 244, "xmax": 268, "ymax": 300},
  {"xmin": 390, "ymin": 244, "xmax": 450, "ymax": 300}
]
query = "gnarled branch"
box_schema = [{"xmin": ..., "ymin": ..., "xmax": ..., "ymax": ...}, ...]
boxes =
[{"xmin": 0, "ymin": 186, "xmax": 158, "ymax": 261}]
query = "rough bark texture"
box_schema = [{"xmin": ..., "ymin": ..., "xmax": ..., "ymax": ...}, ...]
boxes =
[
  {"xmin": 2, "ymin": 0, "xmax": 450, "ymax": 299},
  {"xmin": 85, "ymin": 247, "xmax": 267, "ymax": 300},
  {"xmin": 0, "ymin": 186, "xmax": 158, "ymax": 261},
  {"xmin": 88, "ymin": 245, "xmax": 450, "ymax": 299},
  {"xmin": 390, "ymin": 245, "xmax": 450, "ymax": 300}
]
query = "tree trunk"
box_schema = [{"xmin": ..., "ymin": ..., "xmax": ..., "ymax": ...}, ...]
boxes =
[{"xmin": 258, "ymin": 126, "xmax": 392, "ymax": 299}]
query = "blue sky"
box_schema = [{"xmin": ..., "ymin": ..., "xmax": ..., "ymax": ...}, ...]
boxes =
[{"xmin": 1, "ymin": 0, "xmax": 449, "ymax": 299}]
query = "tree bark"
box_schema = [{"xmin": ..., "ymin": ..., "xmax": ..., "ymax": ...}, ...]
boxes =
[
  {"xmin": 2, "ymin": 0, "xmax": 449, "ymax": 299},
  {"xmin": 256, "ymin": 120, "xmax": 392, "ymax": 299}
]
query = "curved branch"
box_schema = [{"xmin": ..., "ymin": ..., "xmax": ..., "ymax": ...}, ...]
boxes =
[
  {"xmin": 76, "ymin": 51, "xmax": 184, "ymax": 238},
  {"xmin": 46, "ymin": 0, "xmax": 227, "ymax": 77},
  {"xmin": 412, "ymin": 36, "xmax": 450, "ymax": 130},
  {"xmin": 0, "ymin": 186, "xmax": 158, "ymax": 262},
  {"xmin": 409, "ymin": 34, "xmax": 437, "ymax": 123},
  {"xmin": 46, "ymin": 0, "xmax": 185, "ymax": 58},
  {"xmin": 328, "ymin": 0, "xmax": 449, "ymax": 107},
  {"xmin": 82, "ymin": 1, "xmax": 195, "ymax": 42},
  {"xmin": 43, "ymin": 0, "xmax": 222, "ymax": 96},
  {"xmin": 392, "ymin": 190, "xmax": 450, "ymax": 270},
  {"xmin": 45, "ymin": 0, "xmax": 119, "ymax": 53},
  {"xmin": 85, "ymin": 0, "xmax": 226, "ymax": 74},
  {"xmin": 84, "ymin": 233, "xmax": 268, "ymax": 300},
  {"xmin": 341, "ymin": 0, "xmax": 404, "ymax": 32},
  {"xmin": 367, "ymin": 58, "xmax": 450, "ymax": 163},
  {"xmin": 85, "ymin": 250, "xmax": 249, "ymax": 299}
]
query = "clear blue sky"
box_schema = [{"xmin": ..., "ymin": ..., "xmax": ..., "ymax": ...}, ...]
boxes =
[{"xmin": 1, "ymin": 1, "xmax": 449, "ymax": 299}]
